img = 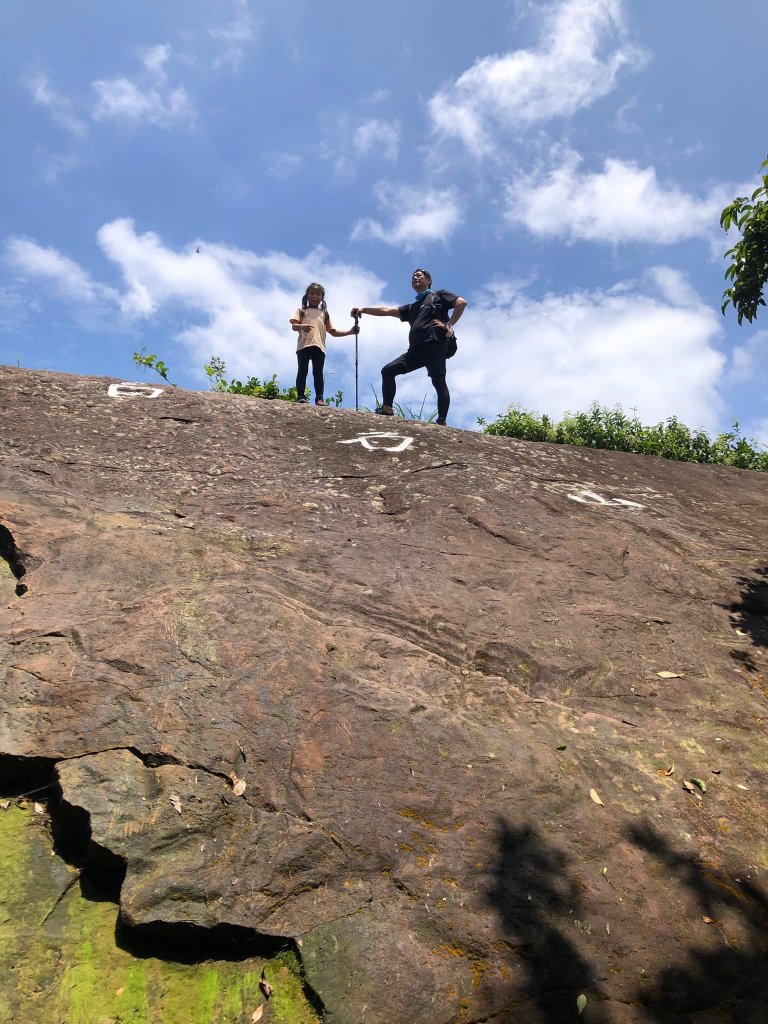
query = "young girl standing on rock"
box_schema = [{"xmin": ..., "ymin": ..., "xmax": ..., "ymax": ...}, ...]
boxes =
[{"xmin": 290, "ymin": 283, "xmax": 358, "ymax": 406}]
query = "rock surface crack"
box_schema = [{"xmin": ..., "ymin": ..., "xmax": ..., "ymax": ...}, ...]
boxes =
[{"xmin": 0, "ymin": 523, "xmax": 28, "ymax": 595}]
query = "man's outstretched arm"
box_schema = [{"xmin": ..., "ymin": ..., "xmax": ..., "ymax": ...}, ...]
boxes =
[{"xmin": 351, "ymin": 305, "xmax": 401, "ymax": 317}]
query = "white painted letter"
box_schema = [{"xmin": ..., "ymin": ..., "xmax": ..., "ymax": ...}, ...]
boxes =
[
  {"xmin": 108, "ymin": 382, "xmax": 165, "ymax": 399},
  {"xmin": 338, "ymin": 432, "xmax": 415, "ymax": 453}
]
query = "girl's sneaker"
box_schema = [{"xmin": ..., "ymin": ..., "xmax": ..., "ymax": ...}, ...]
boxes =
[
  {"xmin": 375, "ymin": 405, "xmax": 394, "ymax": 416},
  {"xmin": 297, "ymin": 397, "xmax": 309, "ymax": 404},
  {"xmin": 315, "ymin": 398, "xmax": 325, "ymax": 406}
]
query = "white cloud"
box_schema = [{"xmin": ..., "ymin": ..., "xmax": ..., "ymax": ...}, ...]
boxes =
[
  {"xmin": 95, "ymin": 220, "xmax": 406, "ymax": 387},
  {"xmin": 742, "ymin": 418, "xmax": 768, "ymax": 450},
  {"xmin": 42, "ymin": 152, "xmax": 81, "ymax": 185},
  {"xmin": 351, "ymin": 183, "xmax": 463, "ymax": 251},
  {"xmin": 92, "ymin": 44, "xmax": 194, "ymax": 128},
  {"xmin": 142, "ymin": 44, "xmax": 173, "ymax": 78},
  {"xmin": 5, "ymin": 237, "xmax": 115, "ymax": 305},
  {"xmin": 5, "ymin": 219, "xmax": 392, "ymax": 387},
  {"xmin": 2, "ymin": 225, "xmax": 728, "ymax": 433},
  {"xmin": 614, "ymin": 95, "xmax": 640, "ymax": 134},
  {"xmin": 262, "ymin": 150, "xmax": 302, "ymax": 180},
  {"xmin": 728, "ymin": 330, "xmax": 768, "ymax": 385},
  {"xmin": 428, "ymin": 0, "xmax": 648, "ymax": 153},
  {"xmin": 443, "ymin": 268, "xmax": 725, "ymax": 430},
  {"xmin": 332, "ymin": 118, "xmax": 401, "ymax": 177},
  {"xmin": 210, "ymin": 0, "xmax": 261, "ymax": 69},
  {"xmin": 23, "ymin": 73, "xmax": 88, "ymax": 137},
  {"xmin": 365, "ymin": 88, "xmax": 392, "ymax": 104},
  {"xmin": 505, "ymin": 150, "xmax": 730, "ymax": 244},
  {"xmin": 353, "ymin": 119, "xmax": 400, "ymax": 162},
  {"xmin": 0, "ymin": 285, "xmax": 40, "ymax": 332}
]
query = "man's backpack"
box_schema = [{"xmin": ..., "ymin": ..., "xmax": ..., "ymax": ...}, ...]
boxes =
[{"xmin": 425, "ymin": 293, "xmax": 458, "ymax": 357}]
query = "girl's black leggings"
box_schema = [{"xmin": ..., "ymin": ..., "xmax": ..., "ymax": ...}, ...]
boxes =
[{"xmin": 296, "ymin": 346, "xmax": 325, "ymax": 400}]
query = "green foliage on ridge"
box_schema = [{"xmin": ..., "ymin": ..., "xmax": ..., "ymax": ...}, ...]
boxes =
[
  {"xmin": 133, "ymin": 350, "xmax": 173, "ymax": 384},
  {"xmin": 480, "ymin": 402, "xmax": 768, "ymax": 472},
  {"xmin": 132, "ymin": 351, "xmax": 343, "ymax": 406}
]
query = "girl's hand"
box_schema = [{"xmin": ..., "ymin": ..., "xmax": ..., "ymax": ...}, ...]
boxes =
[{"xmin": 351, "ymin": 308, "xmax": 362, "ymax": 318}]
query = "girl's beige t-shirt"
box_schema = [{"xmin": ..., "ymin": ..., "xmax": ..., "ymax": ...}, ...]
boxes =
[{"xmin": 292, "ymin": 306, "xmax": 334, "ymax": 353}]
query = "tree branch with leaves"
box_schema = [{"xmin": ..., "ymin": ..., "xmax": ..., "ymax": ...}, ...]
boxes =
[{"xmin": 721, "ymin": 155, "xmax": 768, "ymax": 324}]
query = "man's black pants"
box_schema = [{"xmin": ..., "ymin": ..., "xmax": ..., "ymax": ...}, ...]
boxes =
[{"xmin": 381, "ymin": 341, "xmax": 449, "ymax": 420}]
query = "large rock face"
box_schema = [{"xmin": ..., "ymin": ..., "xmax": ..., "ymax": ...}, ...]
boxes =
[{"xmin": 2, "ymin": 365, "xmax": 768, "ymax": 1023}]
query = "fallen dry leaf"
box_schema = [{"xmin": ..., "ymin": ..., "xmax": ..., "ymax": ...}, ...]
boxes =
[
  {"xmin": 577, "ymin": 993, "xmax": 587, "ymax": 1015},
  {"xmin": 664, "ymin": 765, "xmax": 675, "ymax": 777},
  {"xmin": 259, "ymin": 969, "xmax": 273, "ymax": 1000},
  {"xmin": 33, "ymin": 802, "xmax": 44, "ymax": 815},
  {"xmin": 115, "ymin": 986, "xmax": 125, "ymax": 997},
  {"xmin": 251, "ymin": 1006, "xmax": 264, "ymax": 1022},
  {"xmin": 702, "ymin": 916, "xmax": 713, "ymax": 924},
  {"xmin": 657, "ymin": 671, "xmax": 684, "ymax": 679},
  {"xmin": 169, "ymin": 793, "xmax": 182, "ymax": 814},
  {"xmin": 589, "ymin": 789, "xmax": 604, "ymax": 806},
  {"xmin": 682, "ymin": 780, "xmax": 702, "ymax": 800},
  {"xmin": 736, "ymin": 784, "xmax": 749, "ymax": 791},
  {"xmin": 0, "ymin": 800, "xmax": 11, "ymax": 811},
  {"xmin": 229, "ymin": 772, "xmax": 247, "ymax": 797}
]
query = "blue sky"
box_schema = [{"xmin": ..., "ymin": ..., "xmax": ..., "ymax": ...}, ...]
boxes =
[{"xmin": 2, "ymin": 0, "xmax": 768, "ymax": 434}]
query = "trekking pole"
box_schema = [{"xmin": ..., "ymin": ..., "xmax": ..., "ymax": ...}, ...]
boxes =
[{"xmin": 353, "ymin": 313, "xmax": 360, "ymax": 410}]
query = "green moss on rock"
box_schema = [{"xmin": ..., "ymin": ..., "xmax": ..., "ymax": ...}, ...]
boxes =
[{"xmin": 0, "ymin": 805, "xmax": 321, "ymax": 1023}]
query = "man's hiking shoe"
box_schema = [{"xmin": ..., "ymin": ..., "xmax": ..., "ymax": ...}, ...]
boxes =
[
  {"xmin": 315, "ymin": 398, "xmax": 325, "ymax": 406},
  {"xmin": 375, "ymin": 405, "xmax": 394, "ymax": 416},
  {"xmin": 297, "ymin": 397, "xmax": 309, "ymax": 404},
  {"xmin": 436, "ymin": 417, "xmax": 447, "ymax": 425}
]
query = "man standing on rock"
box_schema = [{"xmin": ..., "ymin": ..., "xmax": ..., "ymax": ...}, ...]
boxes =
[{"xmin": 352, "ymin": 269, "xmax": 467, "ymax": 425}]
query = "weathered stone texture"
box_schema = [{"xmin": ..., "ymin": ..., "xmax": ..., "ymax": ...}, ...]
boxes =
[{"xmin": 2, "ymin": 366, "xmax": 768, "ymax": 1022}]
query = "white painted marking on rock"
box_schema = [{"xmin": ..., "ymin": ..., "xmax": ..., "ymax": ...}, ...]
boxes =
[
  {"xmin": 337, "ymin": 432, "xmax": 415, "ymax": 453},
  {"xmin": 108, "ymin": 382, "xmax": 165, "ymax": 399},
  {"xmin": 567, "ymin": 490, "xmax": 644, "ymax": 510}
]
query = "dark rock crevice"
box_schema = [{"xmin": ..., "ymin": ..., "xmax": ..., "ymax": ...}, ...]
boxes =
[
  {"xmin": 0, "ymin": 523, "xmax": 28, "ymax": 596},
  {"xmin": 126, "ymin": 744, "xmax": 235, "ymax": 787},
  {"xmin": 0, "ymin": 749, "xmax": 326, "ymax": 1016}
]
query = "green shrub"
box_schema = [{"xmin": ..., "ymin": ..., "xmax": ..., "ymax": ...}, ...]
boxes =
[
  {"xmin": 132, "ymin": 349, "xmax": 173, "ymax": 384},
  {"xmin": 482, "ymin": 402, "xmax": 768, "ymax": 472},
  {"xmin": 204, "ymin": 356, "xmax": 343, "ymax": 406},
  {"xmin": 132, "ymin": 351, "xmax": 342, "ymax": 406}
]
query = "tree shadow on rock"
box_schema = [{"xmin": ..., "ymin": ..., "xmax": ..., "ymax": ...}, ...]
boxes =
[
  {"xmin": 627, "ymin": 821, "xmax": 768, "ymax": 1022},
  {"xmin": 729, "ymin": 567, "xmax": 768, "ymax": 650},
  {"xmin": 488, "ymin": 819, "xmax": 613, "ymax": 1023}
]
